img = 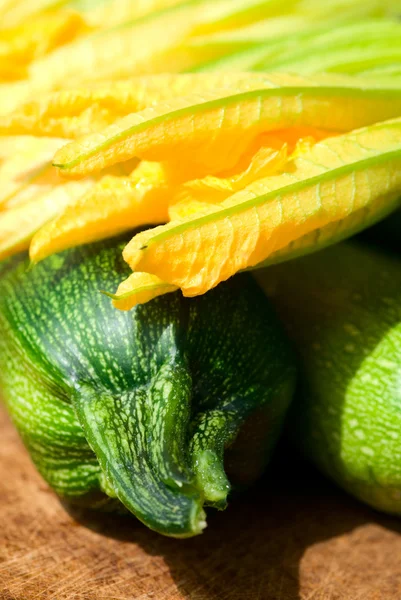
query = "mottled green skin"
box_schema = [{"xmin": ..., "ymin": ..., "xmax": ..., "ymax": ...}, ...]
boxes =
[
  {"xmin": 256, "ymin": 243, "xmax": 401, "ymax": 515},
  {"xmin": 0, "ymin": 235, "xmax": 296, "ymax": 537}
]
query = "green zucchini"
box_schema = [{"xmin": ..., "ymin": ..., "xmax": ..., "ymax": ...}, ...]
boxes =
[
  {"xmin": 255, "ymin": 243, "xmax": 401, "ymax": 515},
  {"xmin": 0, "ymin": 234, "xmax": 296, "ymax": 537}
]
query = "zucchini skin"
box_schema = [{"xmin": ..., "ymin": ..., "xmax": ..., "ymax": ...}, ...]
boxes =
[
  {"xmin": 255, "ymin": 243, "xmax": 401, "ymax": 515},
  {"xmin": 0, "ymin": 234, "xmax": 296, "ymax": 537}
]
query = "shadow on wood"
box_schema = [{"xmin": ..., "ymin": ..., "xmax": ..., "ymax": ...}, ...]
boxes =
[
  {"xmin": 1, "ymin": 406, "xmax": 401, "ymax": 600},
  {"xmin": 65, "ymin": 442, "xmax": 401, "ymax": 600}
]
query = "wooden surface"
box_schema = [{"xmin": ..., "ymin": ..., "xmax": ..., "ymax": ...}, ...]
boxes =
[{"xmin": 2, "ymin": 405, "xmax": 401, "ymax": 600}]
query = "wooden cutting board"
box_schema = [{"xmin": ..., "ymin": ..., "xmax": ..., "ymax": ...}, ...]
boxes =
[{"xmin": 1, "ymin": 403, "xmax": 401, "ymax": 600}]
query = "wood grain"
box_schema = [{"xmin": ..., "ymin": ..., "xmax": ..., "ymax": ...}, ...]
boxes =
[{"xmin": 1, "ymin": 403, "xmax": 401, "ymax": 600}]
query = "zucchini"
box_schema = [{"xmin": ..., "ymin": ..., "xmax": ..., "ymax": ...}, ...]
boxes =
[
  {"xmin": 255, "ymin": 243, "xmax": 401, "ymax": 515},
  {"xmin": 0, "ymin": 234, "xmax": 296, "ymax": 537}
]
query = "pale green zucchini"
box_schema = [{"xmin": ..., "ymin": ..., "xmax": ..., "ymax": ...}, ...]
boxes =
[{"xmin": 255, "ymin": 243, "xmax": 401, "ymax": 514}]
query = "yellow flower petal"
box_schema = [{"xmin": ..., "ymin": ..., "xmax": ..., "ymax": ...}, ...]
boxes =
[
  {"xmin": 0, "ymin": 178, "xmax": 92, "ymax": 260},
  {"xmin": 52, "ymin": 75, "xmax": 401, "ymax": 178},
  {"xmin": 105, "ymin": 272, "xmax": 178, "ymax": 311},
  {"xmin": 0, "ymin": 9, "xmax": 87, "ymax": 74},
  {"xmin": 121, "ymin": 118, "xmax": 401, "ymax": 298},
  {"xmin": 0, "ymin": 80, "xmax": 35, "ymax": 115},
  {"xmin": 29, "ymin": 162, "xmax": 171, "ymax": 264},
  {"xmin": 0, "ymin": 73, "xmax": 271, "ymax": 138},
  {"xmin": 28, "ymin": 2, "xmax": 216, "ymax": 91},
  {"xmin": 171, "ymin": 143, "xmax": 289, "ymax": 214},
  {"xmin": 0, "ymin": 136, "xmax": 66, "ymax": 210},
  {"xmin": 0, "ymin": 0, "xmax": 70, "ymax": 29},
  {"xmin": 169, "ymin": 199, "xmax": 219, "ymax": 221}
]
